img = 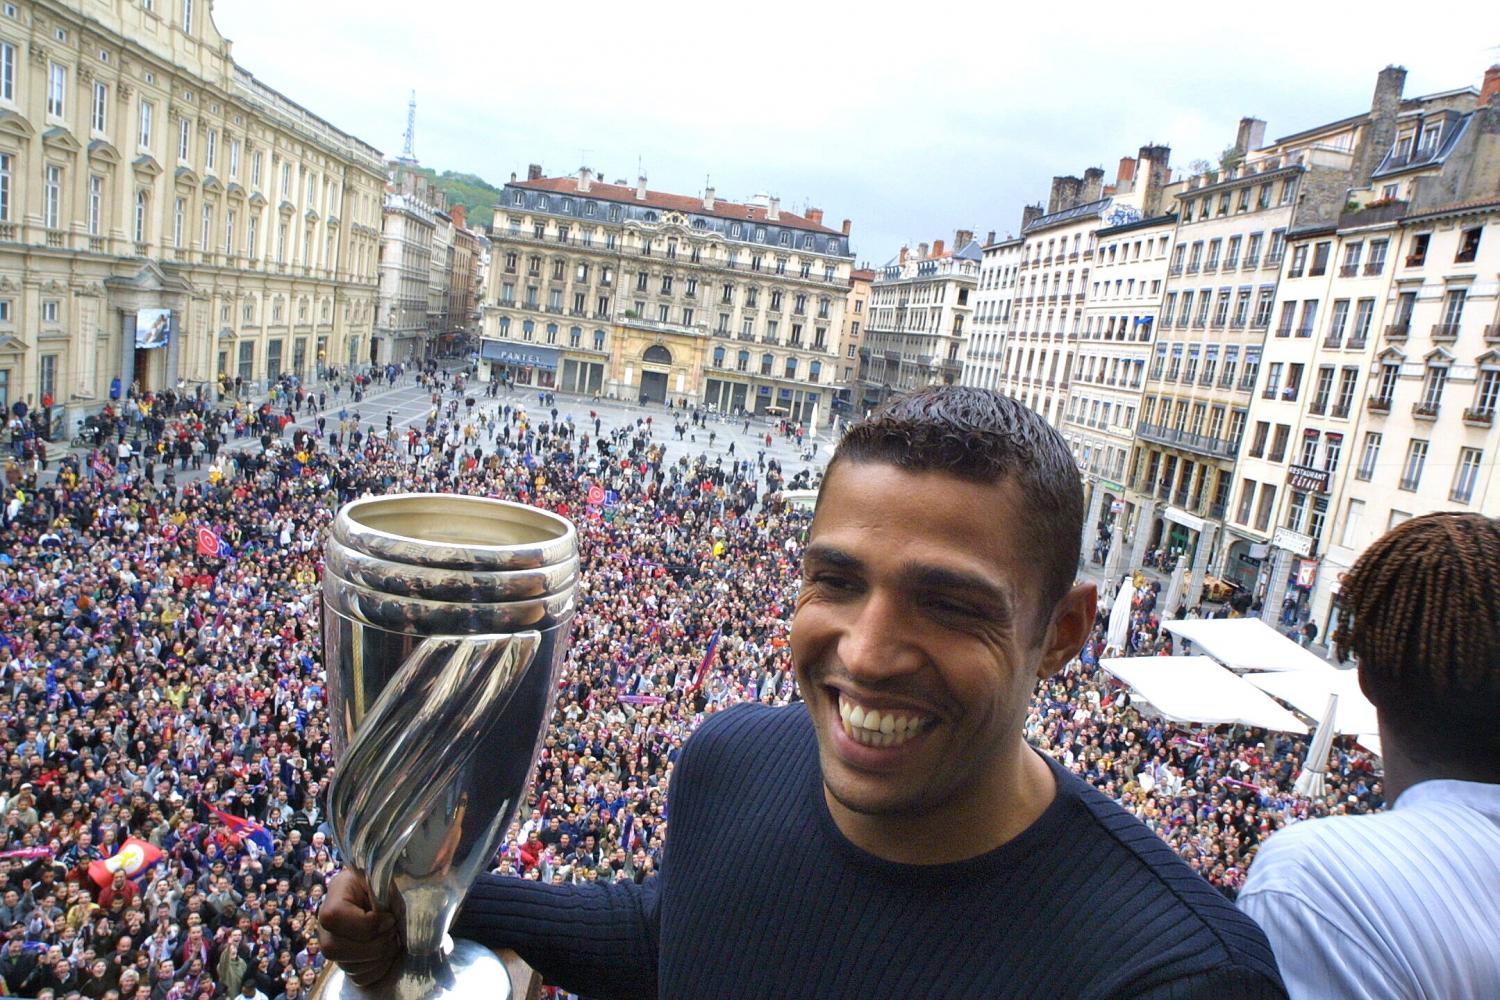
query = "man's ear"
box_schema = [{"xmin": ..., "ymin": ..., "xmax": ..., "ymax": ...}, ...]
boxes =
[{"xmin": 1035, "ymin": 582, "xmax": 1098, "ymax": 680}]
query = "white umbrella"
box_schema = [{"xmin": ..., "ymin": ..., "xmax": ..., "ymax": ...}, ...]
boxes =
[
  {"xmin": 1106, "ymin": 582, "xmax": 1134, "ymax": 651},
  {"xmin": 1294, "ymin": 692, "xmax": 1340, "ymax": 798}
]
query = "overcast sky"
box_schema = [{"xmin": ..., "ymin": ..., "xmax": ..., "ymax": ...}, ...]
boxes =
[{"xmin": 213, "ymin": 1, "xmax": 1494, "ymax": 263}]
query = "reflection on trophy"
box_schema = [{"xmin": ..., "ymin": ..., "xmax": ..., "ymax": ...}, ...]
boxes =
[{"xmin": 315, "ymin": 494, "xmax": 578, "ymax": 999}]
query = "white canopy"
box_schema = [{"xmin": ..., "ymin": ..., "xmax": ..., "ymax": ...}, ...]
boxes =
[
  {"xmin": 1099, "ymin": 656, "xmax": 1310, "ymax": 734},
  {"xmin": 1163, "ymin": 617, "xmax": 1333, "ymax": 673},
  {"xmin": 1245, "ymin": 668, "xmax": 1380, "ymax": 737}
]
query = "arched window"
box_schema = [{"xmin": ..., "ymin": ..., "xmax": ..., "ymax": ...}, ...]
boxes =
[
  {"xmin": 643, "ymin": 210, "xmax": 658, "ymax": 222},
  {"xmin": 712, "ymin": 346, "xmax": 726, "ymax": 368},
  {"xmin": 569, "ymin": 326, "xmax": 582, "ymax": 347},
  {"xmin": 593, "ymin": 329, "xmax": 606, "ymax": 351},
  {"xmin": 134, "ymin": 191, "xmax": 148, "ymax": 242},
  {"xmin": 498, "ymin": 317, "xmax": 510, "ymax": 336},
  {"xmin": 736, "ymin": 350, "xmax": 749, "ymax": 372},
  {"xmin": 809, "ymin": 360, "xmax": 822, "ymax": 380},
  {"xmin": 546, "ymin": 323, "xmax": 558, "ymax": 345},
  {"xmin": 643, "ymin": 344, "xmax": 672, "ymax": 364}
]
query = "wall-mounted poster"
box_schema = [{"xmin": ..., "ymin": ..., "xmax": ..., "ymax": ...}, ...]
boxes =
[{"xmin": 135, "ymin": 308, "xmax": 173, "ymax": 349}]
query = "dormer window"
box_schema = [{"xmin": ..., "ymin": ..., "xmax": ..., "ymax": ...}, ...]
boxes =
[
  {"xmin": 1419, "ymin": 123, "xmax": 1441, "ymax": 153},
  {"xmin": 1393, "ymin": 132, "xmax": 1414, "ymax": 161}
]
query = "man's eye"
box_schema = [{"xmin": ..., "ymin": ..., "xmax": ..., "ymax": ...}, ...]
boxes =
[{"xmin": 812, "ymin": 575, "xmax": 854, "ymax": 590}]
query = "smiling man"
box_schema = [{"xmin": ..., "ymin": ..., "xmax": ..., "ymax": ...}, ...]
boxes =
[{"xmin": 321, "ymin": 386, "xmax": 1286, "ymax": 999}]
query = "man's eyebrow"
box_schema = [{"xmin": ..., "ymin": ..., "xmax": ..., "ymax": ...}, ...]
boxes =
[
  {"xmin": 902, "ymin": 564, "xmax": 1013, "ymax": 615},
  {"xmin": 801, "ymin": 545, "xmax": 862, "ymax": 571}
]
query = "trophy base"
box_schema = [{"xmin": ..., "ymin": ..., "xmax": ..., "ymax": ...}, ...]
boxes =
[{"xmin": 311, "ymin": 938, "xmax": 513, "ymax": 1000}]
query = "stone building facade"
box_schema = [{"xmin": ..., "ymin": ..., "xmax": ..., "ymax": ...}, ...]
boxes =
[
  {"xmin": 0, "ymin": 0, "xmax": 385, "ymax": 430},
  {"xmin": 962, "ymin": 234, "xmax": 1019, "ymax": 393},
  {"xmin": 857, "ymin": 232, "xmax": 979, "ymax": 411},
  {"xmin": 480, "ymin": 167, "xmax": 853, "ymax": 424}
]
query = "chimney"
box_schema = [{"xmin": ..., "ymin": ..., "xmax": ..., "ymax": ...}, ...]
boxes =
[
  {"xmin": 527, "ymin": 163, "xmax": 543, "ymax": 181},
  {"xmin": 1356, "ymin": 65, "xmax": 1408, "ymax": 184},
  {"xmin": 1482, "ymin": 65, "xmax": 1500, "ymax": 106},
  {"xmin": 576, "ymin": 166, "xmax": 592, "ymax": 192},
  {"xmin": 1117, "ymin": 156, "xmax": 1138, "ymax": 188},
  {"xmin": 768, "ymin": 197, "xmax": 780, "ymax": 221},
  {"xmin": 986, "ymin": 230, "xmax": 996, "ymax": 245},
  {"xmin": 841, "ymin": 218, "xmax": 851, "ymax": 236},
  {"xmin": 917, "ymin": 242, "xmax": 929, "ymax": 259},
  {"xmin": 1138, "ymin": 144, "xmax": 1172, "ymax": 215},
  {"xmin": 703, "ymin": 186, "xmax": 715, "ymax": 210},
  {"xmin": 1234, "ymin": 117, "xmax": 1267, "ymax": 156},
  {"xmin": 1048, "ymin": 175, "xmax": 1082, "ymax": 214},
  {"xmin": 451, "ymin": 203, "xmax": 466, "ymax": 228},
  {"xmin": 1021, "ymin": 204, "xmax": 1044, "ymax": 230},
  {"xmin": 635, "ymin": 175, "xmax": 647, "ymax": 200},
  {"xmin": 509, "ymin": 172, "xmax": 517, "ymax": 183},
  {"xmin": 1080, "ymin": 167, "xmax": 1105, "ymax": 204},
  {"xmin": 932, "ymin": 239, "xmax": 945, "ymax": 257},
  {"xmin": 954, "ymin": 229, "xmax": 973, "ymax": 250},
  {"xmin": 899, "ymin": 245, "xmax": 908, "ymax": 265},
  {"xmin": 805, "ymin": 207, "xmax": 824, "ymax": 225}
]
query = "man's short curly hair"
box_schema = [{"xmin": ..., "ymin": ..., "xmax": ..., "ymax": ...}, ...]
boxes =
[{"xmin": 827, "ymin": 386, "xmax": 1084, "ymax": 636}]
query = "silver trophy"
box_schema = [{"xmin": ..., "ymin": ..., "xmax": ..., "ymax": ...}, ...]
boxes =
[{"xmin": 315, "ymin": 493, "xmax": 578, "ymax": 999}]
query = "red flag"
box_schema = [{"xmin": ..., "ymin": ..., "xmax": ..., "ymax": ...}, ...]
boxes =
[
  {"xmin": 586, "ymin": 484, "xmax": 605, "ymax": 506},
  {"xmin": 89, "ymin": 837, "xmax": 162, "ymax": 888},
  {"xmin": 196, "ymin": 526, "xmax": 220, "ymax": 557},
  {"xmin": 687, "ymin": 628, "xmax": 723, "ymax": 695}
]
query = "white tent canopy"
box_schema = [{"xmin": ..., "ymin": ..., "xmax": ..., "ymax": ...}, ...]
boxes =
[
  {"xmin": 1163, "ymin": 617, "xmax": 1334, "ymax": 673},
  {"xmin": 1245, "ymin": 668, "xmax": 1379, "ymax": 737},
  {"xmin": 1099, "ymin": 656, "xmax": 1310, "ymax": 734}
]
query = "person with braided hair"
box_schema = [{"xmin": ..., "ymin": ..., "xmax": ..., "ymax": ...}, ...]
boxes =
[{"xmin": 1239, "ymin": 512, "xmax": 1500, "ymax": 999}]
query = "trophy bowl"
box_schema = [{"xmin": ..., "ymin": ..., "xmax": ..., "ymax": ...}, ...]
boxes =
[{"xmin": 315, "ymin": 494, "xmax": 578, "ymax": 999}]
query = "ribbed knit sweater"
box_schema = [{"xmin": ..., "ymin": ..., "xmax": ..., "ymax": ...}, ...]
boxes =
[{"xmin": 453, "ymin": 703, "xmax": 1286, "ymax": 999}]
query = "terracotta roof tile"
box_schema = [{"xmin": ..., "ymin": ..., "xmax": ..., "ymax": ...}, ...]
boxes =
[{"xmin": 510, "ymin": 176, "xmax": 842, "ymax": 235}]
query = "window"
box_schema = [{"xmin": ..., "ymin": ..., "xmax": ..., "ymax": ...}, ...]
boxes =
[
  {"xmin": 224, "ymin": 209, "xmax": 235, "ymax": 255},
  {"xmin": 0, "ymin": 43, "xmax": 13, "ymax": 103},
  {"xmin": 92, "ymin": 81, "xmax": 108, "ymax": 132},
  {"xmin": 1400, "ymin": 438, "xmax": 1428, "ymax": 491},
  {"xmin": 1438, "ymin": 288, "xmax": 1466, "ymax": 335},
  {"xmin": 1376, "ymin": 361, "xmax": 1399, "ymax": 404},
  {"xmin": 1341, "ymin": 499, "xmax": 1365, "ymax": 549},
  {"xmin": 134, "ymin": 190, "xmax": 147, "ymax": 242},
  {"xmin": 47, "ymin": 63, "xmax": 65, "ymax": 118},
  {"xmin": 1288, "ymin": 244, "xmax": 1308, "ymax": 278},
  {"xmin": 1236, "ymin": 478, "xmax": 1256, "ymax": 524},
  {"xmin": 173, "ymin": 197, "xmax": 185, "ymax": 247},
  {"xmin": 1351, "ymin": 298, "xmax": 1375, "ymax": 346},
  {"xmin": 200, "ymin": 203, "xmax": 212, "ymax": 248},
  {"xmin": 1254, "ymin": 484, "xmax": 1277, "ymax": 532},
  {"xmin": 205, "ymin": 128, "xmax": 217, "ymax": 171},
  {"xmin": 87, "ymin": 175, "xmax": 103, "ymax": 235},
  {"xmin": 1311, "ymin": 366, "xmax": 1334, "ymax": 413},
  {"xmin": 1309, "ymin": 241, "xmax": 1331, "ymax": 277},
  {"xmin": 1324, "ymin": 434, "xmax": 1342, "ymax": 475},
  {"xmin": 1418, "ymin": 365, "xmax": 1447, "ymax": 413},
  {"xmin": 1263, "ymin": 362, "xmax": 1283, "ymax": 399},
  {"xmin": 182, "ymin": 0, "xmax": 193, "ymax": 32},
  {"xmin": 1253, "ymin": 289, "xmax": 1275, "ymax": 328},
  {"xmin": 1456, "ymin": 227, "xmax": 1481, "ymax": 263},
  {"xmin": 251, "ymin": 150, "xmax": 263, "ymax": 188},
  {"xmin": 1452, "ymin": 448, "xmax": 1483, "ymax": 503},
  {"xmin": 41, "ymin": 300, "xmax": 58, "ymax": 323},
  {"xmin": 1366, "ymin": 239, "xmax": 1388, "ymax": 275},
  {"xmin": 1475, "ymin": 368, "xmax": 1500, "ymax": 417},
  {"xmin": 1296, "ymin": 300, "xmax": 1318, "ymax": 338},
  {"xmin": 1269, "ymin": 424, "xmax": 1290, "ymax": 463},
  {"xmin": 39, "ymin": 354, "xmax": 56, "ymax": 401},
  {"xmin": 1326, "ymin": 299, "xmax": 1349, "ymax": 346},
  {"xmin": 247, "ymin": 214, "xmax": 258, "ymax": 258},
  {"xmin": 1406, "ymin": 233, "xmax": 1430, "ymax": 266},
  {"xmin": 1249, "ymin": 421, "xmax": 1269, "ymax": 458},
  {"xmin": 43, "ymin": 165, "xmax": 61, "ymax": 229}
]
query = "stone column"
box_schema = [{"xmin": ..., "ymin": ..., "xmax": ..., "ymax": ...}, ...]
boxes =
[
  {"xmin": 1260, "ymin": 546, "xmax": 1294, "ymax": 626},
  {"xmin": 1129, "ymin": 501, "xmax": 1155, "ymax": 573},
  {"xmin": 1185, "ymin": 521, "xmax": 1219, "ymax": 611},
  {"xmin": 1102, "ymin": 509, "xmax": 1128, "ymax": 588},
  {"xmin": 1081, "ymin": 478, "xmax": 1106, "ymax": 560}
]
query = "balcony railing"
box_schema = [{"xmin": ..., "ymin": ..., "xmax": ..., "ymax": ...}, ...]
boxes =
[
  {"xmin": 1265, "ymin": 252, "xmax": 1284, "ymax": 269},
  {"xmin": 1367, "ymin": 395, "xmax": 1392, "ymax": 414},
  {"xmin": 1364, "ymin": 261, "xmax": 1385, "ymax": 276},
  {"xmin": 1323, "ymin": 335, "xmax": 1344, "ymax": 349},
  {"xmin": 1463, "ymin": 406, "xmax": 1495, "ymax": 427},
  {"xmin": 1332, "ymin": 402, "xmax": 1352, "ymax": 419},
  {"xmin": 1399, "ymin": 476, "xmax": 1422, "ymax": 491},
  {"xmin": 1339, "ymin": 264, "xmax": 1360, "ymax": 277},
  {"xmin": 1347, "ymin": 335, "xmax": 1368, "ymax": 350},
  {"xmin": 1412, "ymin": 401, "xmax": 1440, "ymax": 420},
  {"xmin": 1431, "ymin": 323, "xmax": 1460, "ymax": 342},
  {"xmin": 1135, "ymin": 421, "xmax": 1237, "ymax": 458},
  {"xmin": 1486, "ymin": 323, "xmax": 1500, "ymax": 344},
  {"xmin": 1384, "ymin": 322, "xmax": 1410, "ymax": 341}
]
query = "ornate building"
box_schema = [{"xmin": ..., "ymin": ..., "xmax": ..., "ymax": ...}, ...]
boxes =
[
  {"xmin": 0, "ymin": 0, "xmax": 385, "ymax": 430},
  {"xmin": 857, "ymin": 232, "xmax": 980, "ymax": 411},
  {"xmin": 480, "ymin": 166, "xmax": 854, "ymax": 424}
]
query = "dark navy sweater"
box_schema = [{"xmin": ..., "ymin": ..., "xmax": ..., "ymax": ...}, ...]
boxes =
[{"xmin": 454, "ymin": 703, "xmax": 1286, "ymax": 999}]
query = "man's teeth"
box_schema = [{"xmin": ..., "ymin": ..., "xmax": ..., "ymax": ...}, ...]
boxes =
[{"xmin": 837, "ymin": 694, "xmax": 931, "ymax": 748}]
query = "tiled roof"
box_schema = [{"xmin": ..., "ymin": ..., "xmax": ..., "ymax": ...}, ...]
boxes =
[
  {"xmin": 1402, "ymin": 195, "xmax": 1500, "ymax": 223},
  {"xmin": 510, "ymin": 177, "xmax": 841, "ymax": 235}
]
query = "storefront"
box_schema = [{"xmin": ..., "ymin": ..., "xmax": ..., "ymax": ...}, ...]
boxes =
[{"xmin": 479, "ymin": 340, "xmax": 560, "ymax": 388}]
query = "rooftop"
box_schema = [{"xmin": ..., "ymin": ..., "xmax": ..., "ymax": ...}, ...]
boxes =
[{"xmin": 510, "ymin": 176, "xmax": 842, "ymax": 235}]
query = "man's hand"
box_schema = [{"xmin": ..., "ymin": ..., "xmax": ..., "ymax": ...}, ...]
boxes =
[{"xmin": 319, "ymin": 870, "xmax": 399, "ymax": 987}]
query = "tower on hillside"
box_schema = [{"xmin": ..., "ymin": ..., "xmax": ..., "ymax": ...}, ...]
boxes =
[{"xmin": 398, "ymin": 90, "xmax": 418, "ymax": 166}]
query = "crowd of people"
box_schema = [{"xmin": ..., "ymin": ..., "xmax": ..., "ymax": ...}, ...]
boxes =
[{"xmin": 0, "ymin": 368, "xmax": 1378, "ymax": 998}]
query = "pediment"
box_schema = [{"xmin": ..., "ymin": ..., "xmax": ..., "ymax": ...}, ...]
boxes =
[
  {"xmin": 202, "ymin": 175, "xmax": 223, "ymax": 193},
  {"xmin": 0, "ymin": 334, "xmax": 27, "ymax": 354},
  {"xmin": 226, "ymin": 182, "xmax": 245, "ymax": 198},
  {"xmin": 41, "ymin": 126, "xmax": 81, "ymax": 153},
  {"xmin": 249, "ymin": 191, "xmax": 267, "ymax": 207},
  {"xmin": 175, "ymin": 165, "xmax": 200, "ymax": 187},
  {"xmin": 279, "ymin": 199, "xmax": 296, "ymax": 215},
  {"xmin": 1424, "ymin": 345, "xmax": 1455, "ymax": 364},
  {"xmin": 104, "ymin": 258, "xmax": 195, "ymax": 294},
  {"xmin": 0, "ymin": 111, "xmax": 35, "ymax": 140},
  {"xmin": 132, "ymin": 154, "xmax": 163, "ymax": 178},
  {"xmin": 87, "ymin": 139, "xmax": 121, "ymax": 164}
]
